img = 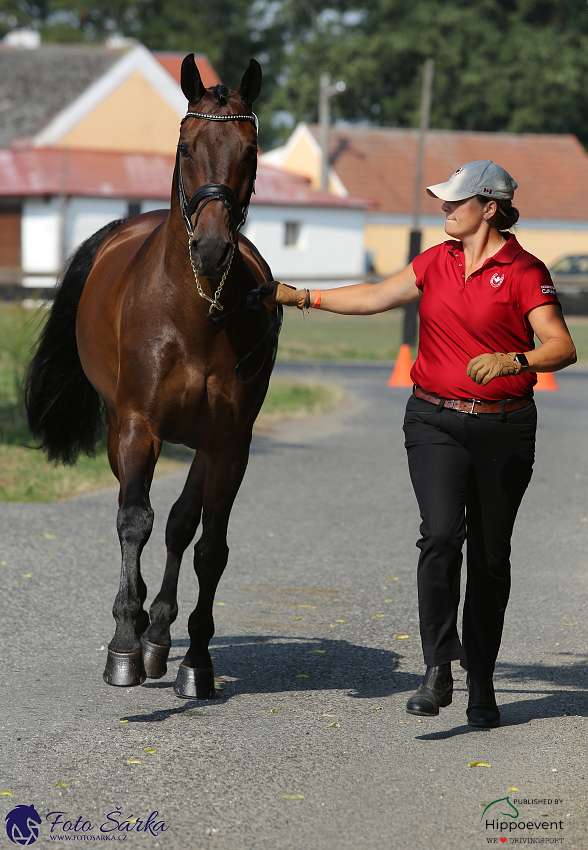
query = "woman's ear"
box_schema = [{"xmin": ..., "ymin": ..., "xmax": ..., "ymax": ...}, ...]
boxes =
[{"xmin": 484, "ymin": 200, "xmax": 498, "ymax": 221}]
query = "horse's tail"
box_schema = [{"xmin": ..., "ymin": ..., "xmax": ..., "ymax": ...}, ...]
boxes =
[{"xmin": 25, "ymin": 219, "xmax": 125, "ymax": 465}]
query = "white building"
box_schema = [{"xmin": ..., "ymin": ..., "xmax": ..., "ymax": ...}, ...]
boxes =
[{"xmin": 0, "ymin": 149, "xmax": 370, "ymax": 292}]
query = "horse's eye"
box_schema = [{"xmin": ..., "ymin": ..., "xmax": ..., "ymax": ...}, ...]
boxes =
[
  {"xmin": 247, "ymin": 146, "xmax": 258, "ymax": 160},
  {"xmin": 178, "ymin": 143, "xmax": 190, "ymax": 158}
]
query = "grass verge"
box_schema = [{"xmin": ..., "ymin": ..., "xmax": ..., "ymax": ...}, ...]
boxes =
[
  {"xmin": 0, "ymin": 306, "xmax": 345, "ymax": 501},
  {"xmin": 0, "ymin": 380, "xmax": 344, "ymax": 503},
  {"xmin": 276, "ymin": 308, "xmax": 408, "ymax": 361}
]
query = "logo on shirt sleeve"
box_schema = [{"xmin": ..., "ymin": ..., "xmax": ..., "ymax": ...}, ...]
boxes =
[
  {"xmin": 541, "ymin": 285, "xmax": 557, "ymax": 294},
  {"xmin": 489, "ymin": 273, "xmax": 505, "ymax": 288}
]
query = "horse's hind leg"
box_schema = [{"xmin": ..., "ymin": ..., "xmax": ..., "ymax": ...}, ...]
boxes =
[
  {"xmin": 141, "ymin": 452, "xmax": 208, "ymax": 679},
  {"xmin": 174, "ymin": 442, "xmax": 251, "ymax": 699},
  {"xmin": 103, "ymin": 418, "xmax": 160, "ymax": 687}
]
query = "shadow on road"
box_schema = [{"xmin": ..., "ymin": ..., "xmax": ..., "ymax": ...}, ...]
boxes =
[
  {"xmin": 118, "ymin": 640, "xmax": 588, "ymax": 730},
  {"xmin": 120, "ymin": 633, "xmax": 425, "ymax": 723}
]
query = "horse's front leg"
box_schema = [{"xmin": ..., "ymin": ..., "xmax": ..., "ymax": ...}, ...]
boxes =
[
  {"xmin": 174, "ymin": 441, "xmax": 251, "ymax": 699},
  {"xmin": 103, "ymin": 417, "xmax": 161, "ymax": 687},
  {"xmin": 140, "ymin": 451, "xmax": 208, "ymax": 679}
]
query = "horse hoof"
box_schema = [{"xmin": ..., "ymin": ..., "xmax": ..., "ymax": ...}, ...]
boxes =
[
  {"xmin": 173, "ymin": 665, "xmax": 216, "ymax": 699},
  {"xmin": 103, "ymin": 649, "xmax": 146, "ymax": 687},
  {"xmin": 140, "ymin": 638, "xmax": 169, "ymax": 679}
]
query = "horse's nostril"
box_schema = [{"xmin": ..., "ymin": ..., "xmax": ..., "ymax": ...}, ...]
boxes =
[{"xmin": 216, "ymin": 242, "xmax": 233, "ymax": 270}]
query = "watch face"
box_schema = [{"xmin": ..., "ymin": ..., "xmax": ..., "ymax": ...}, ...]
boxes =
[{"xmin": 515, "ymin": 353, "xmax": 529, "ymax": 367}]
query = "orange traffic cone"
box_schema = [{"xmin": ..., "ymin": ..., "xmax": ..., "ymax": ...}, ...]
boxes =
[
  {"xmin": 534, "ymin": 371, "xmax": 559, "ymax": 391},
  {"xmin": 387, "ymin": 343, "xmax": 414, "ymax": 387}
]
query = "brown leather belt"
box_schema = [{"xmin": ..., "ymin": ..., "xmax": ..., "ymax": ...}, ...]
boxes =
[{"xmin": 414, "ymin": 386, "xmax": 532, "ymax": 415}]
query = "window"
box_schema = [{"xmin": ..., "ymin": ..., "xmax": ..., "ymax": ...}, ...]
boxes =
[{"xmin": 284, "ymin": 221, "xmax": 302, "ymax": 246}]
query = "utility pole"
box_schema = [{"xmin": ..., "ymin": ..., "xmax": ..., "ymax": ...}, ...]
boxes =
[
  {"xmin": 402, "ymin": 57, "xmax": 434, "ymax": 347},
  {"xmin": 319, "ymin": 73, "xmax": 346, "ymax": 190}
]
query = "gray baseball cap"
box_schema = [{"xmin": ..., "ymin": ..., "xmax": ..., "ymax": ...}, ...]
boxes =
[{"xmin": 426, "ymin": 160, "xmax": 518, "ymax": 201}]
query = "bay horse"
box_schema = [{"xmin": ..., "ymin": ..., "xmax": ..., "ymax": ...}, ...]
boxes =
[{"xmin": 25, "ymin": 55, "xmax": 278, "ymax": 699}]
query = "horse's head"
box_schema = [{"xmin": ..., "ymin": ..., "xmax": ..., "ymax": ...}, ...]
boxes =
[{"xmin": 177, "ymin": 54, "xmax": 261, "ymax": 279}]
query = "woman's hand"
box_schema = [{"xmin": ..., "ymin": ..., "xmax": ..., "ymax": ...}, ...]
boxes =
[
  {"xmin": 258, "ymin": 281, "xmax": 306, "ymax": 309},
  {"xmin": 467, "ymin": 352, "xmax": 521, "ymax": 385},
  {"xmin": 468, "ymin": 305, "xmax": 577, "ymax": 385}
]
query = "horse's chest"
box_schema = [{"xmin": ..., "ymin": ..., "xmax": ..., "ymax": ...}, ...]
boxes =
[{"xmin": 162, "ymin": 368, "xmax": 245, "ymax": 447}]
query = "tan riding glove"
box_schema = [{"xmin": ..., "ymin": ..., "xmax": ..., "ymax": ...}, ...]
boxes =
[
  {"xmin": 258, "ymin": 281, "xmax": 306, "ymax": 309},
  {"xmin": 466, "ymin": 352, "xmax": 522, "ymax": 386}
]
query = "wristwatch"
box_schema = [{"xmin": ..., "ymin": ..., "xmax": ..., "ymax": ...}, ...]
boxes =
[{"xmin": 514, "ymin": 352, "xmax": 529, "ymax": 367}]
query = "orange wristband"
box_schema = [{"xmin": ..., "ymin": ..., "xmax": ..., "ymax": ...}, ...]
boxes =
[{"xmin": 312, "ymin": 289, "xmax": 321, "ymax": 309}]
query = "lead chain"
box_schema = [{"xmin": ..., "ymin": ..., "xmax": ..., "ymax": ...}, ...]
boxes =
[{"xmin": 189, "ymin": 232, "xmax": 235, "ymax": 315}]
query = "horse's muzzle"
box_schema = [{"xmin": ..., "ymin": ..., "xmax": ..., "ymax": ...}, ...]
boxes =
[{"xmin": 190, "ymin": 236, "xmax": 234, "ymax": 277}]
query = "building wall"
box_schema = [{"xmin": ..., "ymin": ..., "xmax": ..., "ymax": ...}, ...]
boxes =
[
  {"xmin": 21, "ymin": 196, "xmax": 131, "ymax": 287},
  {"xmin": 268, "ymin": 126, "xmax": 588, "ymax": 276},
  {"xmin": 364, "ymin": 221, "xmax": 447, "ymax": 275},
  {"xmin": 270, "ymin": 132, "xmax": 345, "ymax": 196},
  {"xmin": 243, "ymin": 205, "xmax": 365, "ymax": 287},
  {"xmin": 21, "ymin": 198, "xmax": 62, "ymax": 286},
  {"xmin": 513, "ymin": 227, "xmax": 588, "ymax": 268},
  {"xmin": 20, "ymin": 198, "xmax": 366, "ymax": 290},
  {"xmin": 57, "ymin": 72, "xmax": 181, "ymax": 154},
  {"xmin": 64, "ymin": 198, "xmax": 128, "ymax": 256},
  {"xmin": 141, "ymin": 199, "xmax": 170, "ymax": 213},
  {"xmin": 280, "ymin": 133, "xmax": 320, "ymax": 187},
  {"xmin": 365, "ymin": 218, "xmax": 588, "ymax": 277}
]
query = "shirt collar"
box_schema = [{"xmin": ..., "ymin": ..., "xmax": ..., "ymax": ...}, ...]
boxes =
[{"xmin": 444, "ymin": 234, "xmax": 523, "ymax": 266}]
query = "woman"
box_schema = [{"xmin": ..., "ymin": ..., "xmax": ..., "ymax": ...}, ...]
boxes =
[{"xmin": 260, "ymin": 160, "xmax": 576, "ymax": 728}]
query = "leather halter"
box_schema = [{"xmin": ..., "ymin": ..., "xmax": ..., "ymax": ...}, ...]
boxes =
[
  {"xmin": 175, "ymin": 108, "xmax": 280, "ymax": 385},
  {"xmin": 176, "ymin": 110, "xmax": 258, "ymax": 238}
]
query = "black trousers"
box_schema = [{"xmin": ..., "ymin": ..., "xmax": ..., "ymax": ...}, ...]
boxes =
[{"xmin": 403, "ymin": 393, "xmax": 537, "ymax": 678}]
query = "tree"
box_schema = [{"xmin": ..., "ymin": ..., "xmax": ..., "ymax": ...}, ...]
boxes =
[
  {"xmin": 2, "ymin": 0, "xmax": 588, "ymax": 148},
  {"xmin": 257, "ymin": 0, "xmax": 588, "ymax": 147}
]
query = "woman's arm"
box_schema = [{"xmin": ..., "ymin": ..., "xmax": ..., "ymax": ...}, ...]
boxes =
[
  {"xmin": 260, "ymin": 263, "xmax": 421, "ymax": 315},
  {"xmin": 467, "ymin": 303, "xmax": 577, "ymax": 385},
  {"xmin": 523, "ymin": 303, "xmax": 577, "ymax": 372}
]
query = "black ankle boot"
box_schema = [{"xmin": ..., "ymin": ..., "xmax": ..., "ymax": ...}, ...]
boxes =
[
  {"xmin": 466, "ymin": 675, "xmax": 500, "ymax": 728},
  {"xmin": 406, "ymin": 663, "xmax": 453, "ymax": 716}
]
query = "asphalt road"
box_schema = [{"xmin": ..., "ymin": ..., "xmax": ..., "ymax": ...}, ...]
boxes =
[{"xmin": 1, "ymin": 361, "xmax": 587, "ymax": 850}]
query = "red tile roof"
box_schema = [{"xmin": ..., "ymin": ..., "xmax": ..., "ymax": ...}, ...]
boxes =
[
  {"xmin": 0, "ymin": 148, "xmax": 371, "ymax": 208},
  {"xmin": 154, "ymin": 52, "xmax": 221, "ymax": 88},
  {"xmin": 308, "ymin": 126, "xmax": 588, "ymax": 221},
  {"xmin": 254, "ymin": 163, "xmax": 372, "ymax": 208}
]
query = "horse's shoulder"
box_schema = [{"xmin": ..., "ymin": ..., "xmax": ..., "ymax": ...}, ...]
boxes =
[{"xmin": 238, "ymin": 233, "xmax": 273, "ymax": 284}]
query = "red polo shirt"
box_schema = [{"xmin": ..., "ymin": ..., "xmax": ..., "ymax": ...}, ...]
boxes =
[{"xmin": 410, "ymin": 235, "xmax": 560, "ymax": 401}]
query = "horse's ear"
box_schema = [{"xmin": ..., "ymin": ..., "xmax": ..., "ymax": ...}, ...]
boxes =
[
  {"xmin": 235, "ymin": 59, "xmax": 262, "ymax": 107},
  {"xmin": 181, "ymin": 53, "xmax": 207, "ymax": 105}
]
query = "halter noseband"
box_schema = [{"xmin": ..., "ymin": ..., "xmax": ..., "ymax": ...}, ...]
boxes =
[
  {"xmin": 174, "ymin": 108, "xmax": 281, "ymax": 380},
  {"xmin": 176, "ymin": 110, "xmax": 258, "ymax": 239}
]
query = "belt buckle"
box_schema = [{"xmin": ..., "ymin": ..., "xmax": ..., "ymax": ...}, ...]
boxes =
[{"xmin": 463, "ymin": 399, "xmax": 478, "ymax": 414}]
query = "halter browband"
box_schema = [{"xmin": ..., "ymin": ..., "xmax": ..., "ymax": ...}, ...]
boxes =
[
  {"xmin": 177, "ymin": 109, "xmax": 258, "ymax": 238},
  {"xmin": 181, "ymin": 111, "xmax": 259, "ymax": 133}
]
